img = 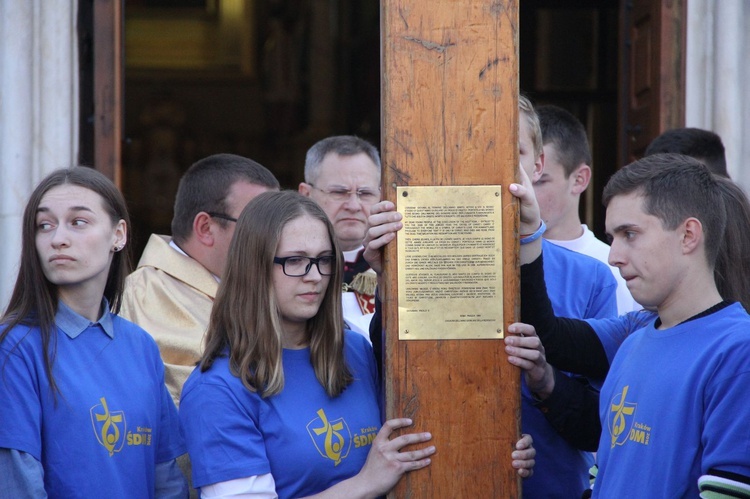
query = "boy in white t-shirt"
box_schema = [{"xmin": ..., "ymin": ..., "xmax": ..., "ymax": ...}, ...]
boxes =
[{"xmin": 535, "ymin": 105, "xmax": 640, "ymax": 314}]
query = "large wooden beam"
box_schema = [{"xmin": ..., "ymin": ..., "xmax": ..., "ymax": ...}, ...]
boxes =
[{"xmin": 381, "ymin": 1, "xmax": 520, "ymax": 496}]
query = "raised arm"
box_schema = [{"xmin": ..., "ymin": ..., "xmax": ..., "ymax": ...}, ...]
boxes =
[
  {"xmin": 508, "ymin": 168, "xmax": 611, "ymax": 379},
  {"xmin": 520, "ymin": 255, "xmax": 611, "ymax": 379},
  {"xmin": 362, "ymin": 200, "xmax": 402, "ymax": 369}
]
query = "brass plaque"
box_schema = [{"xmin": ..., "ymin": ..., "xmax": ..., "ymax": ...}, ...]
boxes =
[{"xmin": 397, "ymin": 185, "xmax": 504, "ymax": 340}]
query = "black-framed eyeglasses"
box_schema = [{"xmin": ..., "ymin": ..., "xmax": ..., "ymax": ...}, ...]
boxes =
[
  {"xmin": 309, "ymin": 184, "xmax": 380, "ymax": 204},
  {"xmin": 206, "ymin": 212, "xmax": 238, "ymax": 223},
  {"xmin": 274, "ymin": 255, "xmax": 336, "ymax": 277}
]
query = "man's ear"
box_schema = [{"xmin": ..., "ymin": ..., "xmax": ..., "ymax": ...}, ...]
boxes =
[
  {"xmin": 531, "ymin": 151, "xmax": 545, "ymax": 183},
  {"xmin": 681, "ymin": 217, "xmax": 704, "ymax": 255},
  {"xmin": 193, "ymin": 212, "xmax": 215, "ymax": 247},
  {"xmin": 571, "ymin": 164, "xmax": 592, "ymax": 195},
  {"xmin": 298, "ymin": 182, "xmax": 312, "ymax": 197}
]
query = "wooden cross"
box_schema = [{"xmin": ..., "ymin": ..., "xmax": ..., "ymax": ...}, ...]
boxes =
[{"xmin": 381, "ymin": 0, "xmax": 521, "ymax": 496}]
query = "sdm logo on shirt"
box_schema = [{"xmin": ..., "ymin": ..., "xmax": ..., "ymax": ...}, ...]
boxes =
[
  {"xmin": 90, "ymin": 397, "xmax": 126, "ymax": 457},
  {"xmin": 307, "ymin": 408, "xmax": 352, "ymax": 466}
]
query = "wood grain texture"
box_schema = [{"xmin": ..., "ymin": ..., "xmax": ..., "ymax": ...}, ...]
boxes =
[
  {"xmin": 619, "ymin": 0, "xmax": 686, "ymax": 164},
  {"xmin": 381, "ymin": 1, "xmax": 521, "ymax": 496},
  {"xmin": 93, "ymin": 0, "xmax": 123, "ymax": 186}
]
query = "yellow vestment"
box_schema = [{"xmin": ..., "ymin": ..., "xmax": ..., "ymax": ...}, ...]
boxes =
[{"xmin": 121, "ymin": 234, "xmax": 218, "ymax": 406}]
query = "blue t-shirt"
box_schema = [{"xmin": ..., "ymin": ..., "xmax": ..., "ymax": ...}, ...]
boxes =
[
  {"xmin": 594, "ymin": 302, "xmax": 750, "ymax": 498},
  {"xmin": 180, "ymin": 330, "xmax": 381, "ymax": 499},
  {"xmin": 540, "ymin": 240, "xmax": 618, "ymax": 321},
  {"xmin": 0, "ymin": 301, "xmax": 185, "ymax": 498},
  {"xmin": 587, "ymin": 310, "xmax": 657, "ymax": 365},
  {"xmin": 522, "ymin": 241, "xmax": 618, "ymax": 498}
]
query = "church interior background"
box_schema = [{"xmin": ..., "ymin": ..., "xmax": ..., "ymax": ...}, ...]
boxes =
[{"xmin": 119, "ymin": 0, "xmax": 618, "ymax": 258}]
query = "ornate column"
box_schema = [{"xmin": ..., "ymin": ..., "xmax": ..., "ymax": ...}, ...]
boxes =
[
  {"xmin": 0, "ymin": 0, "xmax": 78, "ymax": 310},
  {"xmin": 686, "ymin": 0, "xmax": 749, "ymax": 187}
]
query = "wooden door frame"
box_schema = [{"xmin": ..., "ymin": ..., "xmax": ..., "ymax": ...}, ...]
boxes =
[
  {"xmin": 83, "ymin": 0, "xmax": 123, "ymax": 186},
  {"xmin": 618, "ymin": 0, "xmax": 686, "ymax": 167}
]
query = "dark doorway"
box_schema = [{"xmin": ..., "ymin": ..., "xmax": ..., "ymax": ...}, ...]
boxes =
[
  {"xmin": 85, "ymin": 0, "xmax": 683, "ymax": 257},
  {"xmin": 120, "ymin": 0, "xmax": 381, "ymax": 256},
  {"xmin": 520, "ymin": 0, "xmax": 620, "ymax": 240}
]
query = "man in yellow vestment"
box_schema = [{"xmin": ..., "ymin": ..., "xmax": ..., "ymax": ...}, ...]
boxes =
[{"xmin": 121, "ymin": 153, "xmax": 279, "ymax": 406}]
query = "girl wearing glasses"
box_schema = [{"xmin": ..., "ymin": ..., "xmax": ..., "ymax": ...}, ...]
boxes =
[
  {"xmin": 179, "ymin": 191, "xmax": 435, "ymax": 498},
  {"xmin": 0, "ymin": 167, "xmax": 186, "ymax": 497}
]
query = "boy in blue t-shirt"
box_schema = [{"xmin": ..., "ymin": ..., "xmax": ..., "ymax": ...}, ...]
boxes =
[{"xmin": 507, "ymin": 153, "xmax": 750, "ymax": 497}]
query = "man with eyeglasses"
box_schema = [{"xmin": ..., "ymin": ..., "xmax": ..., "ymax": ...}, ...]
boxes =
[
  {"xmin": 121, "ymin": 153, "xmax": 280, "ymax": 407},
  {"xmin": 121, "ymin": 154, "xmax": 279, "ymax": 497},
  {"xmin": 299, "ymin": 136, "xmax": 382, "ymax": 339}
]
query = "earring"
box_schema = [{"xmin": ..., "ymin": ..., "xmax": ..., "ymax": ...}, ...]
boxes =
[{"xmin": 114, "ymin": 245, "xmax": 123, "ymax": 252}]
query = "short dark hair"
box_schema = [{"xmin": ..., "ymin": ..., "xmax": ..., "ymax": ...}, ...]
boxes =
[
  {"xmin": 304, "ymin": 135, "xmax": 381, "ymax": 184},
  {"xmin": 644, "ymin": 128, "xmax": 728, "ymax": 177},
  {"xmin": 171, "ymin": 154, "xmax": 279, "ymax": 244},
  {"xmin": 537, "ymin": 105, "xmax": 592, "ymax": 177},
  {"xmin": 603, "ymin": 153, "xmax": 726, "ymax": 268}
]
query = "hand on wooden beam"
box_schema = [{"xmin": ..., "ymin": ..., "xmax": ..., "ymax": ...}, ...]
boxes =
[
  {"xmin": 509, "ymin": 165, "xmax": 544, "ymax": 265},
  {"xmin": 363, "ymin": 200, "xmax": 403, "ymax": 285},
  {"xmin": 504, "ymin": 323, "xmax": 555, "ymax": 400},
  {"xmin": 512, "ymin": 434, "xmax": 536, "ymax": 478},
  {"xmin": 510, "ymin": 163, "xmax": 543, "ymax": 236},
  {"xmin": 349, "ymin": 418, "xmax": 435, "ymax": 497}
]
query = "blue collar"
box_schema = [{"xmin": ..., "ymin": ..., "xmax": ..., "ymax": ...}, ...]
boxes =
[{"xmin": 55, "ymin": 299, "xmax": 115, "ymax": 339}]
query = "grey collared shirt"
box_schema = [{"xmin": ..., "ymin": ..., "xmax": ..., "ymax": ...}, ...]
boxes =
[{"xmin": 54, "ymin": 298, "xmax": 115, "ymax": 339}]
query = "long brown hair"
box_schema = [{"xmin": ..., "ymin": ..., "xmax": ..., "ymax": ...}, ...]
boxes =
[
  {"xmin": 713, "ymin": 176, "xmax": 750, "ymax": 311},
  {"xmin": 1, "ymin": 167, "xmax": 132, "ymax": 395},
  {"xmin": 200, "ymin": 190, "xmax": 351, "ymax": 397}
]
